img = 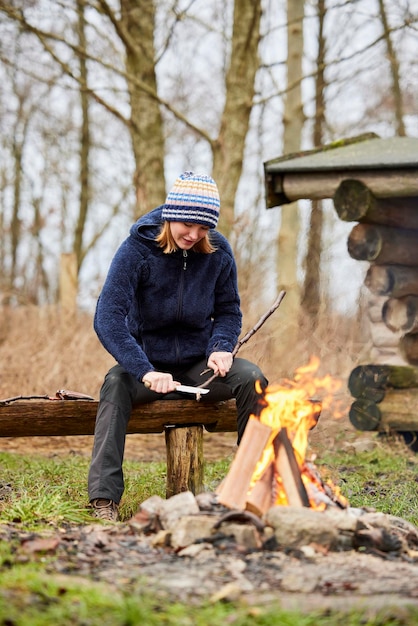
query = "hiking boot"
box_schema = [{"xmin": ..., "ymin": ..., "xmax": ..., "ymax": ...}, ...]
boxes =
[{"xmin": 91, "ymin": 498, "xmax": 119, "ymax": 522}]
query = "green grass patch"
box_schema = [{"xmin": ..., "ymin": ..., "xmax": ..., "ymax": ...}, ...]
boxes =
[
  {"xmin": 0, "ymin": 452, "xmax": 231, "ymax": 526},
  {"xmin": 316, "ymin": 442, "xmax": 418, "ymax": 525}
]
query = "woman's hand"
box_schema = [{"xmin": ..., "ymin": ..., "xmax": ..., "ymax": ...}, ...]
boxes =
[
  {"xmin": 142, "ymin": 372, "xmax": 180, "ymax": 393},
  {"xmin": 207, "ymin": 352, "xmax": 233, "ymax": 377}
]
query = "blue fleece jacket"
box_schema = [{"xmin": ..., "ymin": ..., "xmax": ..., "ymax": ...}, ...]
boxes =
[{"xmin": 94, "ymin": 207, "xmax": 242, "ymax": 381}]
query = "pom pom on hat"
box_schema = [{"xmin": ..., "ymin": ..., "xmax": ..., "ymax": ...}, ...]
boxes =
[{"xmin": 162, "ymin": 171, "xmax": 220, "ymax": 229}]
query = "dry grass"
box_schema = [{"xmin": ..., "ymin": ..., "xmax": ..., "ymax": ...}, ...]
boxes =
[{"xmin": 0, "ymin": 305, "xmax": 114, "ymax": 399}]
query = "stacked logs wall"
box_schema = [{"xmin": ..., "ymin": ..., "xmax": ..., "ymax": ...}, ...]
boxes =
[
  {"xmin": 333, "ymin": 179, "xmax": 418, "ymax": 364},
  {"xmin": 333, "ymin": 179, "xmax": 418, "ymax": 435}
]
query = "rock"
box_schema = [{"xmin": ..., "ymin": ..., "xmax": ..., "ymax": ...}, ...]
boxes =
[
  {"xmin": 219, "ymin": 522, "xmax": 263, "ymax": 550},
  {"xmin": 158, "ymin": 491, "xmax": 199, "ymax": 529},
  {"xmin": 137, "ymin": 494, "xmax": 165, "ymax": 515},
  {"xmin": 264, "ymin": 506, "xmax": 340, "ymax": 550},
  {"xmin": 169, "ymin": 515, "xmax": 216, "ymax": 550},
  {"xmin": 177, "ymin": 542, "xmax": 214, "ymax": 558}
]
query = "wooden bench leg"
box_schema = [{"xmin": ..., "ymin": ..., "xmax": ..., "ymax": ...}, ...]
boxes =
[{"xmin": 164, "ymin": 425, "xmax": 204, "ymax": 498}]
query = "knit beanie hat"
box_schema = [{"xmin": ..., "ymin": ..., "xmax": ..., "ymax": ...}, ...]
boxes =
[{"xmin": 161, "ymin": 171, "xmax": 220, "ymax": 229}]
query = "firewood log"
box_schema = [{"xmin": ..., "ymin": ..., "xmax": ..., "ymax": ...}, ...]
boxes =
[
  {"xmin": 333, "ymin": 179, "xmax": 418, "ymax": 228},
  {"xmin": 349, "ymin": 389, "xmax": 418, "ymax": 432},
  {"xmin": 400, "ymin": 334, "xmax": 418, "ymax": 366},
  {"xmin": 348, "ymin": 364, "xmax": 418, "ymax": 402},
  {"xmin": 347, "ymin": 223, "xmax": 418, "ymax": 265},
  {"xmin": 382, "ymin": 296, "xmax": 418, "ymax": 334},
  {"xmin": 277, "ymin": 170, "xmax": 418, "ymax": 204},
  {"xmin": 365, "ymin": 264, "xmax": 418, "ymax": 298}
]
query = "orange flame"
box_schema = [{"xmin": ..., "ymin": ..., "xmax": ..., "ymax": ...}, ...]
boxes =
[{"xmin": 250, "ymin": 356, "xmax": 348, "ymax": 510}]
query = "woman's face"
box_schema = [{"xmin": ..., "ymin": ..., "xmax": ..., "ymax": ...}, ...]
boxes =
[{"xmin": 169, "ymin": 222, "xmax": 210, "ymax": 250}]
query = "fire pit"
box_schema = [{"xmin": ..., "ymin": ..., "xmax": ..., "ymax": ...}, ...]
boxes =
[{"xmin": 217, "ymin": 356, "xmax": 346, "ymax": 515}]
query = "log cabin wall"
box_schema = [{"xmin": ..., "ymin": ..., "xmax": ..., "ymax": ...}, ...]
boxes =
[
  {"xmin": 333, "ymin": 179, "xmax": 418, "ymax": 367},
  {"xmin": 264, "ymin": 136, "xmax": 418, "ymax": 438}
]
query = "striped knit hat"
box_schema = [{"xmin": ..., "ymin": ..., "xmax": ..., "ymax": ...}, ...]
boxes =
[{"xmin": 161, "ymin": 171, "xmax": 220, "ymax": 229}]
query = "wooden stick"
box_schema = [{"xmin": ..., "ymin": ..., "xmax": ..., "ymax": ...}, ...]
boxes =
[
  {"xmin": 232, "ymin": 290, "xmax": 286, "ymax": 357},
  {"xmin": 201, "ymin": 291, "xmax": 286, "ymax": 387},
  {"xmin": 0, "ymin": 394, "xmax": 51, "ymax": 405}
]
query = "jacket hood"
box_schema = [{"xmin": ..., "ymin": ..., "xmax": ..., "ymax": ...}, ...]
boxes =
[{"xmin": 129, "ymin": 206, "xmax": 164, "ymax": 243}]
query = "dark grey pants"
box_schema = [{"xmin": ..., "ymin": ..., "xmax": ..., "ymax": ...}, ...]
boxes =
[{"xmin": 88, "ymin": 357, "xmax": 268, "ymax": 504}]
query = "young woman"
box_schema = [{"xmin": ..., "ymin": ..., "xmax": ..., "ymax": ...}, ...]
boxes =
[{"xmin": 88, "ymin": 171, "xmax": 268, "ymax": 521}]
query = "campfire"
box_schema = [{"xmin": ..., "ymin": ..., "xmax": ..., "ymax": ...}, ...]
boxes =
[{"xmin": 217, "ymin": 356, "xmax": 348, "ymax": 516}]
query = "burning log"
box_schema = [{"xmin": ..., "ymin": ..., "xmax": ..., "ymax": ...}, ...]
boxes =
[
  {"xmin": 274, "ymin": 428, "xmax": 310, "ymax": 508},
  {"xmin": 245, "ymin": 463, "xmax": 275, "ymax": 516},
  {"xmin": 217, "ymin": 419, "xmax": 311, "ymax": 516},
  {"xmin": 333, "ymin": 179, "xmax": 418, "ymax": 229},
  {"xmin": 347, "ymin": 223, "xmax": 418, "ymax": 265},
  {"xmin": 217, "ymin": 359, "xmax": 344, "ymax": 516},
  {"xmin": 216, "ymin": 418, "xmax": 273, "ymax": 511},
  {"xmin": 365, "ymin": 264, "xmax": 418, "ymax": 298},
  {"xmin": 382, "ymin": 296, "xmax": 418, "ymax": 334}
]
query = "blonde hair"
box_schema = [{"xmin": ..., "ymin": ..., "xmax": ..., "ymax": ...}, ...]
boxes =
[{"xmin": 156, "ymin": 222, "xmax": 216, "ymax": 254}]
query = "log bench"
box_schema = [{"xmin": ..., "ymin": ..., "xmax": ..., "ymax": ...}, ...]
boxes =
[{"xmin": 0, "ymin": 398, "xmax": 237, "ymax": 498}]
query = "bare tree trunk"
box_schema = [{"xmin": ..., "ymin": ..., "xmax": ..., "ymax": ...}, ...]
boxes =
[
  {"xmin": 10, "ymin": 110, "xmax": 26, "ymax": 302},
  {"xmin": 301, "ymin": 0, "xmax": 326, "ymax": 325},
  {"xmin": 73, "ymin": 0, "xmax": 89, "ymax": 284},
  {"xmin": 212, "ymin": 0, "xmax": 262, "ymax": 237},
  {"xmin": 378, "ymin": 0, "xmax": 406, "ymax": 136},
  {"xmin": 276, "ymin": 0, "xmax": 305, "ymax": 340},
  {"xmin": 120, "ymin": 0, "xmax": 166, "ymax": 216}
]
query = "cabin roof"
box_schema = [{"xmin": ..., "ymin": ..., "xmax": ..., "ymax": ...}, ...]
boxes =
[{"xmin": 264, "ymin": 134, "xmax": 418, "ymax": 207}]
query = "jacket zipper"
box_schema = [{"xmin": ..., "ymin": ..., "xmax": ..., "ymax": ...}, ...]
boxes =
[{"xmin": 175, "ymin": 250, "xmax": 187, "ymax": 362}]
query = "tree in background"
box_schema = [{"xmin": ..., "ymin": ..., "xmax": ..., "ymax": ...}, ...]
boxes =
[
  {"xmin": 212, "ymin": 0, "xmax": 262, "ymax": 235},
  {"xmin": 378, "ymin": 0, "xmax": 406, "ymax": 136},
  {"xmin": 276, "ymin": 0, "xmax": 304, "ymax": 348},
  {"xmin": 301, "ymin": 0, "xmax": 326, "ymax": 326},
  {"xmin": 0, "ymin": 0, "xmax": 417, "ymax": 316}
]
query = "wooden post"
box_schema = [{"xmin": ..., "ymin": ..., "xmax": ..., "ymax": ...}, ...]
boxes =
[
  {"xmin": 59, "ymin": 252, "xmax": 78, "ymax": 314},
  {"xmin": 165, "ymin": 425, "xmax": 204, "ymax": 498}
]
